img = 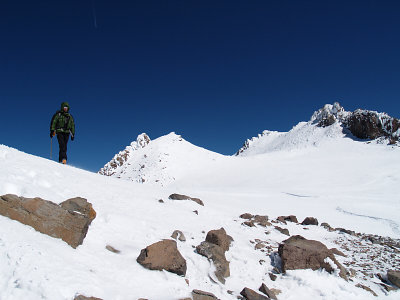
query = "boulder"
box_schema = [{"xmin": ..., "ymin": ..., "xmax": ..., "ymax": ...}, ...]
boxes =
[
  {"xmin": 274, "ymin": 226, "xmax": 290, "ymax": 236},
  {"xmin": 277, "ymin": 215, "xmax": 298, "ymax": 223},
  {"xmin": 171, "ymin": 230, "xmax": 186, "ymax": 242},
  {"xmin": 192, "ymin": 289, "xmax": 218, "ymax": 300},
  {"xmin": 196, "ymin": 241, "xmax": 230, "ymax": 284},
  {"xmin": 253, "ymin": 215, "xmax": 270, "ymax": 227},
  {"xmin": 137, "ymin": 239, "xmax": 187, "ymax": 276},
  {"xmin": 259, "ymin": 283, "xmax": 277, "ymax": 299},
  {"xmin": 387, "ymin": 270, "xmax": 400, "ymax": 288},
  {"xmin": 301, "ymin": 217, "xmax": 319, "ymax": 226},
  {"xmin": 278, "ymin": 235, "xmax": 347, "ymax": 280},
  {"xmin": 205, "ymin": 227, "xmax": 233, "ymax": 252},
  {"xmin": 240, "ymin": 213, "xmax": 254, "ymax": 219},
  {"xmin": 169, "ymin": 194, "xmax": 204, "ymax": 206},
  {"xmin": 0, "ymin": 194, "xmax": 96, "ymax": 248},
  {"xmin": 240, "ymin": 287, "xmax": 270, "ymax": 300}
]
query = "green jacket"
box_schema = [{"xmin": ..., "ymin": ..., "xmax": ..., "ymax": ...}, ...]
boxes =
[{"xmin": 51, "ymin": 102, "xmax": 75, "ymax": 136}]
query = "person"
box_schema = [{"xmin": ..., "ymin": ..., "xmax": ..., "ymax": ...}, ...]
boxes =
[{"xmin": 50, "ymin": 102, "xmax": 75, "ymax": 164}]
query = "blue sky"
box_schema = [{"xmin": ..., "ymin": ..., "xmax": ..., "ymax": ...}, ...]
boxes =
[{"xmin": 1, "ymin": 0, "xmax": 399, "ymax": 172}]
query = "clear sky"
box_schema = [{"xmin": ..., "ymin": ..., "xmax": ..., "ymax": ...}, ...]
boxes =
[{"xmin": 1, "ymin": 0, "xmax": 399, "ymax": 172}]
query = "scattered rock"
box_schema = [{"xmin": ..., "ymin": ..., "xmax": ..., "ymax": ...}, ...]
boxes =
[
  {"xmin": 269, "ymin": 273, "xmax": 277, "ymax": 281},
  {"xmin": 105, "ymin": 245, "xmax": 121, "ymax": 254},
  {"xmin": 137, "ymin": 239, "xmax": 187, "ymax": 276},
  {"xmin": 321, "ymin": 222, "xmax": 335, "ymax": 232},
  {"xmin": 355, "ymin": 283, "xmax": 378, "ymax": 297},
  {"xmin": 169, "ymin": 194, "xmax": 204, "ymax": 206},
  {"xmin": 192, "ymin": 289, "xmax": 218, "ymax": 300},
  {"xmin": 301, "ymin": 217, "xmax": 319, "ymax": 226},
  {"xmin": 255, "ymin": 242, "xmax": 266, "ymax": 250},
  {"xmin": 254, "ymin": 215, "xmax": 270, "ymax": 227},
  {"xmin": 74, "ymin": 295, "xmax": 103, "ymax": 300},
  {"xmin": 171, "ymin": 230, "xmax": 186, "ymax": 242},
  {"xmin": 240, "ymin": 287, "xmax": 270, "ymax": 300},
  {"xmin": 336, "ymin": 228, "xmax": 356, "ymax": 236},
  {"xmin": 259, "ymin": 283, "xmax": 278, "ymax": 300},
  {"xmin": 278, "ymin": 235, "xmax": 347, "ymax": 280},
  {"xmin": 274, "ymin": 226, "xmax": 290, "ymax": 236},
  {"xmin": 205, "ymin": 227, "xmax": 233, "ymax": 252},
  {"xmin": 158, "ymin": 199, "xmax": 164, "ymax": 203},
  {"xmin": 240, "ymin": 213, "xmax": 254, "ymax": 219},
  {"xmin": 330, "ymin": 248, "xmax": 347, "ymax": 257},
  {"xmin": 0, "ymin": 194, "xmax": 96, "ymax": 248},
  {"xmin": 193, "ymin": 210, "xmax": 199, "ymax": 215},
  {"xmin": 277, "ymin": 215, "xmax": 298, "ymax": 224},
  {"xmin": 243, "ymin": 221, "xmax": 256, "ymax": 227},
  {"xmin": 196, "ymin": 241, "xmax": 230, "ymax": 283},
  {"xmin": 387, "ymin": 270, "xmax": 400, "ymax": 288}
]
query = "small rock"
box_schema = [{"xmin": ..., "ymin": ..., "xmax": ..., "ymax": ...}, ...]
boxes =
[
  {"xmin": 240, "ymin": 287, "xmax": 270, "ymax": 300},
  {"xmin": 388, "ymin": 270, "xmax": 400, "ymax": 288},
  {"xmin": 192, "ymin": 289, "xmax": 218, "ymax": 300},
  {"xmin": 254, "ymin": 215, "xmax": 270, "ymax": 227},
  {"xmin": 169, "ymin": 193, "xmax": 204, "ymax": 206},
  {"xmin": 259, "ymin": 283, "xmax": 278, "ymax": 300},
  {"xmin": 301, "ymin": 217, "xmax": 319, "ymax": 226},
  {"xmin": 269, "ymin": 273, "xmax": 277, "ymax": 281},
  {"xmin": 336, "ymin": 228, "xmax": 356, "ymax": 236},
  {"xmin": 74, "ymin": 295, "xmax": 103, "ymax": 300},
  {"xmin": 255, "ymin": 242, "xmax": 266, "ymax": 250},
  {"xmin": 105, "ymin": 245, "xmax": 121, "ymax": 254},
  {"xmin": 278, "ymin": 215, "xmax": 298, "ymax": 223},
  {"xmin": 243, "ymin": 221, "xmax": 256, "ymax": 227},
  {"xmin": 193, "ymin": 210, "xmax": 199, "ymax": 215},
  {"xmin": 240, "ymin": 213, "xmax": 254, "ymax": 219},
  {"xmin": 171, "ymin": 230, "xmax": 186, "ymax": 242},
  {"xmin": 158, "ymin": 199, "xmax": 164, "ymax": 203},
  {"xmin": 274, "ymin": 226, "xmax": 290, "ymax": 236},
  {"xmin": 355, "ymin": 283, "xmax": 378, "ymax": 297},
  {"xmin": 137, "ymin": 239, "xmax": 187, "ymax": 276}
]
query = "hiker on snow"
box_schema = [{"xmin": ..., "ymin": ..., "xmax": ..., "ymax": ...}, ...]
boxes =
[{"xmin": 50, "ymin": 102, "xmax": 75, "ymax": 164}]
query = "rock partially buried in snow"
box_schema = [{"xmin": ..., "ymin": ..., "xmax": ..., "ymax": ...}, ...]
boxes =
[
  {"xmin": 301, "ymin": 217, "xmax": 319, "ymax": 226},
  {"xmin": 277, "ymin": 215, "xmax": 298, "ymax": 224},
  {"xmin": 136, "ymin": 239, "xmax": 187, "ymax": 276},
  {"xmin": 192, "ymin": 289, "xmax": 218, "ymax": 300},
  {"xmin": 196, "ymin": 241, "xmax": 230, "ymax": 284},
  {"xmin": 0, "ymin": 194, "xmax": 96, "ymax": 248},
  {"xmin": 278, "ymin": 235, "xmax": 347, "ymax": 280},
  {"xmin": 274, "ymin": 226, "xmax": 290, "ymax": 236},
  {"xmin": 355, "ymin": 283, "xmax": 378, "ymax": 297},
  {"xmin": 240, "ymin": 287, "xmax": 270, "ymax": 300},
  {"xmin": 205, "ymin": 227, "xmax": 233, "ymax": 252},
  {"xmin": 169, "ymin": 193, "xmax": 204, "ymax": 206},
  {"xmin": 171, "ymin": 230, "xmax": 186, "ymax": 242},
  {"xmin": 74, "ymin": 295, "xmax": 103, "ymax": 300},
  {"xmin": 259, "ymin": 283, "xmax": 278, "ymax": 300},
  {"xmin": 387, "ymin": 270, "xmax": 400, "ymax": 288}
]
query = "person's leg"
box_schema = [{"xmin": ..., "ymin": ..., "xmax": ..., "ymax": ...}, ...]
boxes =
[
  {"xmin": 63, "ymin": 133, "xmax": 69, "ymax": 162},
  {"xmin": 57, "ymin": 133, "xmax": 68, "ymax": 162}
]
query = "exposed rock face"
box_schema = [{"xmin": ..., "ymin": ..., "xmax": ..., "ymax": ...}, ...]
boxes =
[
  {"xmin": 301, "ymin": 217, "xmax": 319, "ymax": 226},
  {"xmin": 278, "ymin": 235, "xmax": 347, "ymax": 280},
  {"xmin": 196, "ymin": 241, "xmax": 230, "ymax": 283},
  {"xmin": 387, "ymin": 270, "xmax": 400, "ymax": 288},
  {"xmin": 0, "ymin": 194, "xmax": 96, "ymax": 248},
  {"xmin": 240, "ymin": 287, "xmax": 270, "ymax": 300},
  {"xmin": 192, "ymin": 289, "xmax": 218, "ymax": 300},
  {"xmin": 137, "ymin": 239, "xmax": 187, "ymax": 276},
  {"xmin": 169, "ymin": 194, "xmax": 204, "ymax": 206},
  {"xmin": 205, "ymin": 227, "xmax": 233, "ymax": 252}
]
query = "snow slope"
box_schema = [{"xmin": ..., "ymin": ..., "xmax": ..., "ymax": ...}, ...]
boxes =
[{"xmin": 1, "ymin": 129, "xmax": 400, "ymax": 299}]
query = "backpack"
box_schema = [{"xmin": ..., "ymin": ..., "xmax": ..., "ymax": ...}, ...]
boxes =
[{"xmin": 50, "ymin": 111, "xmax": 61, "ymax": 131}]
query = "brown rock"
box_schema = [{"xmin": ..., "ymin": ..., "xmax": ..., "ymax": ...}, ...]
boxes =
[
  {"xmin": 105, "ymin": 245, "xmax": 121, "ymax": 253},
  {"xmin": 277, "ymin": 215, "xmax": 298, "ymax": 223},
  {"xmin": 169, "ymin": 194, "xmax": 204, "ymax": 206},
  {"xmin": 269, "ymin": 273, "xmax": 277, "ymax": 281},
  {"xmin": 240, "ymin": 287, "xmax": 270, "ymax": 300},
  {"xmin": 137, "ymin": 239, "xmax": 187, "ymax": 276},
  {"xmin": 301, "ymin": 217, "xmax": 319, "ymax": 226},
  {"xmin": 259, "ymin": 283, "xmax": 278, "ymax": 299},
  {"xmin": 205, "ymin": 228, "xmax": 233, "ymax": 252},
  {"xmin": 278, "ymin": 235, "xmax": 347, "ymax": 280},
  {"xmin": 0, "ymin": 194, "xmax": 96, "ymax": 248},
  {"xmin": 243, "ymin": 221, "xmax": 256, "ymax": 227},
  {"xmin": 192, "ymin": 289, "xmax": 218, "ymax": 300},
  {"xmin": 355, "ymin": 283, "xmax": 378, "ymax": 297},
  {"xmin": 240, "ymin": 213, "xmax": 254, "ymax": 219},
  {"xmin": 274, "ymin": 226, "xmax": 290, "ymax": 236},
  {"xmin": 388, "ymin": 270, "xmax": 400, "ymax": 288},
  {"xmin": 196, "ymin": 241, "xmax": 230, "ymax": 284},
  {"xmin": 74, "ymin": 295, "xmax": 103, "ymax": 300},
  {"xmin": 171, "ymin": 230, "xmax": 187, "ymax": 242}
]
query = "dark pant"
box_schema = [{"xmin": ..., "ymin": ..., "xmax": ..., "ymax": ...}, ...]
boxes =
[{"xmin": 57, "ymin": 132, "xmax": 70, "ymax": 162}]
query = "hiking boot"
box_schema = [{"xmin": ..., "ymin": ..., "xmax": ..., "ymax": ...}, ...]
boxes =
[{"xmin": 62, "ymin": 159, "xmax": 67, "ymax": 164}]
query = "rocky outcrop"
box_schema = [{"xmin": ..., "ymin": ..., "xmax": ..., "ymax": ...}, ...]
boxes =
[
  {"xmin": 137, "ymin": 239, "xmax": 187, "ymax": 276},
  {"xmin": 240, "ymin": 287, "xmax": 270, "ymax": 300},
  {"xmin": 0, "ymin": 194, "xmax": 96, "ymax": 248},
  {"xmin": 169, "ymin": 194, "xmax": 204, "ymax": 206},
  {"xmin": 387, "ymin": 270, "xmax": 400, "ymax": 288},
  {"xmin": 278, "ymin": 235, "xmax": 347, "ymax": 280},
  {"xmin": 301, "ymin": 217, "xmax": 319, "ymax": 226},
  {"xmin": 196, "ymin": 228, "xmax": 233, "ymax": 284},
  {"xmin": 192, "ymin": 289, "xmax": 218, "ymax": 300}
]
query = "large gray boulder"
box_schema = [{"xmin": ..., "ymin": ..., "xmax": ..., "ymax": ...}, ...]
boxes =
[
  {"xmin": 0, "ymin": 194, "xmax": 96, "ymax": 248},
  {"xmin": 278, "ymin": 235, "xmax": 347, "ymax": 280},
  {"xmin": 137, "ymin": 239, "xmax": 187, "ymax": 276}
]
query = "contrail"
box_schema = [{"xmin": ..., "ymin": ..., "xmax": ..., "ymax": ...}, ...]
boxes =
[{"xmin": 91, "ymin": 0, "xmax": 98, "ymax": 29}]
